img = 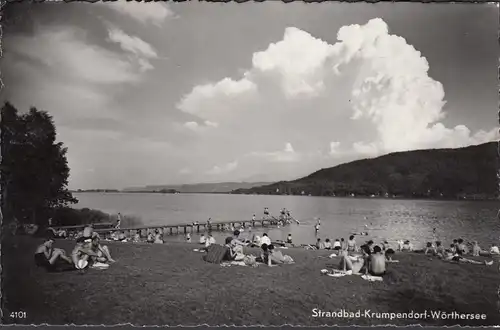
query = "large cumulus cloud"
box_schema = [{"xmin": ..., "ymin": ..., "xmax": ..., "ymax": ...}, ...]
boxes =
[{"xmin": 176, "ymin": 18, "xmax": 497, "ymax": 182}]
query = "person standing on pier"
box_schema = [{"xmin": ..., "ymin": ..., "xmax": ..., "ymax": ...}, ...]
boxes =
[
  {"xmin": 263, "ymin": 207, "xmax": 270, "ymax": 219},
  {"xmin": 314, "ymin": 219, "xmax": 321, "ymax": 234},
  {"xmin": 115, "ymin": 213, "xmax": 122, "ymax": 229}
]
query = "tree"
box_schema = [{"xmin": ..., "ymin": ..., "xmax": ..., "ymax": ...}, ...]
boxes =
[{"xmin": 1, "ymin": 102, "xmax": 77, "ymax": 227}]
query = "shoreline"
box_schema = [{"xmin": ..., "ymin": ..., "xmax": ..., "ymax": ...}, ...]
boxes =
[{"xmin": 71, "ymin": 191, "xmax": 499, "ymax": 203}]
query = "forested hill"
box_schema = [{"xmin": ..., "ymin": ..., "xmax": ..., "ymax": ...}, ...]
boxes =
[{"xmin": 232, "ymin": 142, "xmax": 498, "ymax": 200}]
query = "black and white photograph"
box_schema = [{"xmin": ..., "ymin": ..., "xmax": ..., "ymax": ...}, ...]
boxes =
[{"xmin": 1, "ymin": 1, "xmax": 499, "ymax": 326}]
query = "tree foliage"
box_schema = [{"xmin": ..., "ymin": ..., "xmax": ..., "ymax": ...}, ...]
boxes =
[
  {"xmin": 1, "ymin": 102, "xmax": 77, "ymax": 226},
  {"xmin": 233, "ymin": 142, "xmax": 498, "ymax": 200}
]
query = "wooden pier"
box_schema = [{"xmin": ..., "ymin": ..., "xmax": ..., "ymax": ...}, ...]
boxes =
[{"xmin": 51, "ymin": 217, "xmax": 291, "ymax": 239}]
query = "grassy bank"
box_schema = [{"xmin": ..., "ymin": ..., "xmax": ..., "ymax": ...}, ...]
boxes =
[{"xmin": 3, "ymin": 236, "xmax": 500, "ymax": 326}]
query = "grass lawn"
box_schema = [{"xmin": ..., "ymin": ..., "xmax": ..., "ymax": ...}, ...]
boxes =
[{"xmin": 2, "ymin": 236, "xmax": 500, "ymax": 326}]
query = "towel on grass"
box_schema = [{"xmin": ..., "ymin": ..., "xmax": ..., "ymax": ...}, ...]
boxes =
[
  {"xmin": 386, "ymin": 260, "xmax": 399, "ymax": 263},
  {"xmin": 321, "ymin": 269, "xmax": 353, "ymax": 277},
  {"xmin": 361, "ymin": 274, "xmax": 383, "ymax": 282},
  {"xmin": 221, "ymin": 261, "xmax": 247, "ymax": 267}
]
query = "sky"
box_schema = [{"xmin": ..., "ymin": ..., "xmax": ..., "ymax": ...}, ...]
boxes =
[{"xmin": 2, "ymin": 2, "xmax": 499, "ymax": 190}]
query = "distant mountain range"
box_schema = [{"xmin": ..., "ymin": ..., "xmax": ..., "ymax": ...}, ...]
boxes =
[
  {"xmin": 122, "ymin": 182, "xmax": 271, "ymax": 194},
  {"xmin": 233, "ymin": 142, "xmax": 499, "ymax": 200}
]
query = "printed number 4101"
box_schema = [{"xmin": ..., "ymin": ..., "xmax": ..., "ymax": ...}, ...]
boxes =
[{"xmin": 10, "ymin": 311, "xmax": 27, "ymax": 319}]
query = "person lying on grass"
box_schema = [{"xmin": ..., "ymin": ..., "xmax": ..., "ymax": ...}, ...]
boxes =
[
  {"xmin": 90, "ymin": 234, "xmax": 116, "ymax": 263},
  {"xmin": 440, "ymin": 251, "xmax": 493, "ymax": 265},
  {"xmin": 34, "ymin": 238, "xmax": 74, "ymax": 272}
]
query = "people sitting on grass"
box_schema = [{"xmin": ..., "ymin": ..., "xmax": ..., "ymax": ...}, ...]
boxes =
[
  {"xmin": 490, "ymin": 244, "xmax": 500, "ymax": 255},
  {"xmin": 324, "ymin": 238, "xmax": 332, "ymax": 250},
  {"xmin": 333, "ymin": 239, "xmax": 342, "ymax": 251},
  {"xmin": 286, "ymin": 234, "xmax": 293, "ymax": 244},
  {"xmin": 260, "ymin": 233, "xmax": 271, "ymax": 246},
  {"xmin": 268, "ymin": 244, "xmax": 294, "ymax": 265},
  {"xmin": 154, "ymin": 230, "xmax": 164, "ymax": 244},
  {"xmin": 224, "ymin": 237, "xmax": 245, "ymax": 261},
  {"xmin": 186, "ymin": 233, "xmax": 192, "ymax": 243},
  {"xmin": 360, "ymin": 240, "xmax": 374, "ymax": 255},
  {"xmin": 457, "ymin": 238, "xmax": 468, "ymax": 255},
  {"xmin": 382, "ymin": 241, "xmax": 396, "ymax": 261},
  {"xmin": 470, "ymin": 241, "xmax": 480, "ymax": 256},
  {"xmin": 424, "ymin": 242, "xmax": 436, "ymax": 255},
  {"xmin": 252, "ymin": 235, "xmax": 262, "ymax": 248},
  {"xmin": 401, "ymin": 240, "xmax": 413, "ymax": 251},
  {"xmin": 199, "ymin": 234, "xmax": 206, "ymax": 245},
  {"xmin": 147, "ymin": 232, "xmax": 155, "ymax": 243},
  {"xmin": 435, "ymin": 241, "xmax": 445, "ymax": 257},
  {"xmin": 205, "ymin": 233, "xmax": 216, "ymax": 248},
  {"xmin": 231, "ymin": 230, "xmax": 249, "ymax": 254},
  {"xmin": 72, "ymin": 238, "xmax": 101, "ymax": 271},
  {"xmin": 338, "ymin": 250, "xmax": 365, "ymax": 274},
  {"xmin": 366, "ymin": 246, "xmax": 386, "ymax": 276},
  {"xmin": 316, "ymin": 238, "xmax": 325, "ymax": 250},
  {"xmin": 90, "ymin": 234, "xmax": 116, "ymax": 264},
  {"xmin": 347, "ymin": 235, "xmax": 358, "ymax": 252},
  {"xmin": 133, "ymin": 230, "xmax": 141, "ymax": 243},
  {"xmin": 34, "ymin": 238, "xmax": 74, "ymax": 272}
]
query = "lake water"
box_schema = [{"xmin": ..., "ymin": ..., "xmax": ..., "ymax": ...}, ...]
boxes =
[{"xmin": 73, "ymin": 193, "xmax": 500, "ymax": 249}]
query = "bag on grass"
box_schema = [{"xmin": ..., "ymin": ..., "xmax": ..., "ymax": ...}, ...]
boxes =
[{"xmin": 203, "ymin": 244, "xmax": 229, "ymax": 264}]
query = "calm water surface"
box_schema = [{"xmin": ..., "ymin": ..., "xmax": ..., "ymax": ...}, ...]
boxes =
[{"xmin": 74, "ymin": 193, "xmax": 500, "ymax": 249}]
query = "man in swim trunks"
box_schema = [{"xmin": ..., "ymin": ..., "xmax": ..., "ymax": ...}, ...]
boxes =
[
  {"xmin": 34, "ymin": 238, "xmax": 73, "ymax": 272},
  {"xmin": 367, "ymin": 245, "xmax": 386, "ymax": 276}
]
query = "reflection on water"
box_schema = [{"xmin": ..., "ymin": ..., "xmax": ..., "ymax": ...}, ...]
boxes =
[{"xmin": 74, "ymin": 193, "xmax": 500, "ymax": 249}]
